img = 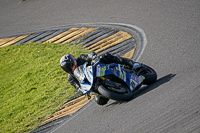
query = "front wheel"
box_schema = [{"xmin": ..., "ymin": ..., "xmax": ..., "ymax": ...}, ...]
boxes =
[
  {"xmin": 138, "ymin": 64, "xmax": 157, "ymax": 85},
  {"xmin": 98, "ymin": 85, "xmax": 133, "ymax": 101}
]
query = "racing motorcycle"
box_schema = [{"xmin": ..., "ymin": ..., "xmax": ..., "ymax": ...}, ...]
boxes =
[{"xmin": 74, "ymin": 60, "xmax": 157, "ymax": 102}]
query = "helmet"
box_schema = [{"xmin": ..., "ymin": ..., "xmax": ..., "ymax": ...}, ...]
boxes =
[{"xmin": 60, "ymin": 54, "xmax": 77, "ymax": 74}]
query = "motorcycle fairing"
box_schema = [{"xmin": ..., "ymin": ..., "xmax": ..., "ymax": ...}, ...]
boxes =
[
  {"xmin": 95, "ymin": 62, "xmax": 143, "ymax": 91},
  {"xmin": 79, "ymin": 62, "xmax": 144, "ymax": 94}
]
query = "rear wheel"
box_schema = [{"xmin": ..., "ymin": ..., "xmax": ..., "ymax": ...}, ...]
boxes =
[
  {"xmin": 98, "ymin": 85, "xmax": 133, "ymax": 101},
  {"xmin": 138, "ymin": 65, "xmax": 157, "ymax": 85}
]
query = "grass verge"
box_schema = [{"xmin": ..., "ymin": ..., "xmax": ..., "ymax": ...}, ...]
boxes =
[{"xmin": 0, "ymin": 42, "xmax": 90, "ymax": 133}]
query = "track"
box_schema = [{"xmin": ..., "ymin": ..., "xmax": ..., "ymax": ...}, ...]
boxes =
[
  {"xmin": 0, "ymin": 23, "xmax": 145, "ymax": 132},
  {"xmin": 1, "ymin": 0, "xmax": 200, "ymax": 133}
]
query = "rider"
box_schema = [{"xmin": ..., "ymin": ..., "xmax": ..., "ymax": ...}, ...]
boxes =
[{"xmin": 60, "ymin": 52, "xmax": 139, "ymax": 105}]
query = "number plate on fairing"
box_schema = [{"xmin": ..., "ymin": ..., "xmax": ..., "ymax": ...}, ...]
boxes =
[{"xmin": 86, "ymin": 66, "xmax": 93, "ymax": 83}]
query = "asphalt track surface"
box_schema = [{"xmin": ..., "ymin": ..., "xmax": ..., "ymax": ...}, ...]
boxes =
[{"xmin": 1, "ymin": 0, "xmax": 200, "ymax": 133}]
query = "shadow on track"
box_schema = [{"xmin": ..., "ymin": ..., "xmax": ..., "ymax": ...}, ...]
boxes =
[{"xmin": 106, "ymin": 74, "xmax": 176, "ymax": 107}]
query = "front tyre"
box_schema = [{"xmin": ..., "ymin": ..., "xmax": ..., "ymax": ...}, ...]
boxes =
[
  {"xmin": 139, "ymin": 65, "xmax": 157, "ymax": 85},
  {"xmin": 98, "ymin": 85, "xmax": 133, "ymax": 101}
]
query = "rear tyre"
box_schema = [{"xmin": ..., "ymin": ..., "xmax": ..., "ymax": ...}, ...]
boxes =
[
  {"xmin": 98, "ymin": 85, "xmax": 133, "ymax": 101},
  {"xmin": 139, "ymin": 65, "xmax": 157, "ymax": 85}
]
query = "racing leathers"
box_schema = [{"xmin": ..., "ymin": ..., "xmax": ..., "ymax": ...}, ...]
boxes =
[{"xmin": 67, "ymin": 52, "xmax": 135, "ymax": 94}]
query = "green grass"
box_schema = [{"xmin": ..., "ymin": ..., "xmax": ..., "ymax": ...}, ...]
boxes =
[{"xmin": 0, "ymin": 42, "xmax": 90, "ymax": 133}]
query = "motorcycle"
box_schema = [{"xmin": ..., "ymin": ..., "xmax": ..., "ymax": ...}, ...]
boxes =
[{"xmin": 74, "ymin": 60, "xmax": 157, "ymax": 102}]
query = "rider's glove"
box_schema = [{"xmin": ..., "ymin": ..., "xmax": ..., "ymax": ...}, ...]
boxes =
[
  {"xmin": 88, "ymin": 52, "xmax": 100, "ymax": 64},
  {"xmin": 92, "ymin": 55, "xmax": 100, "ymax": 64}
]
